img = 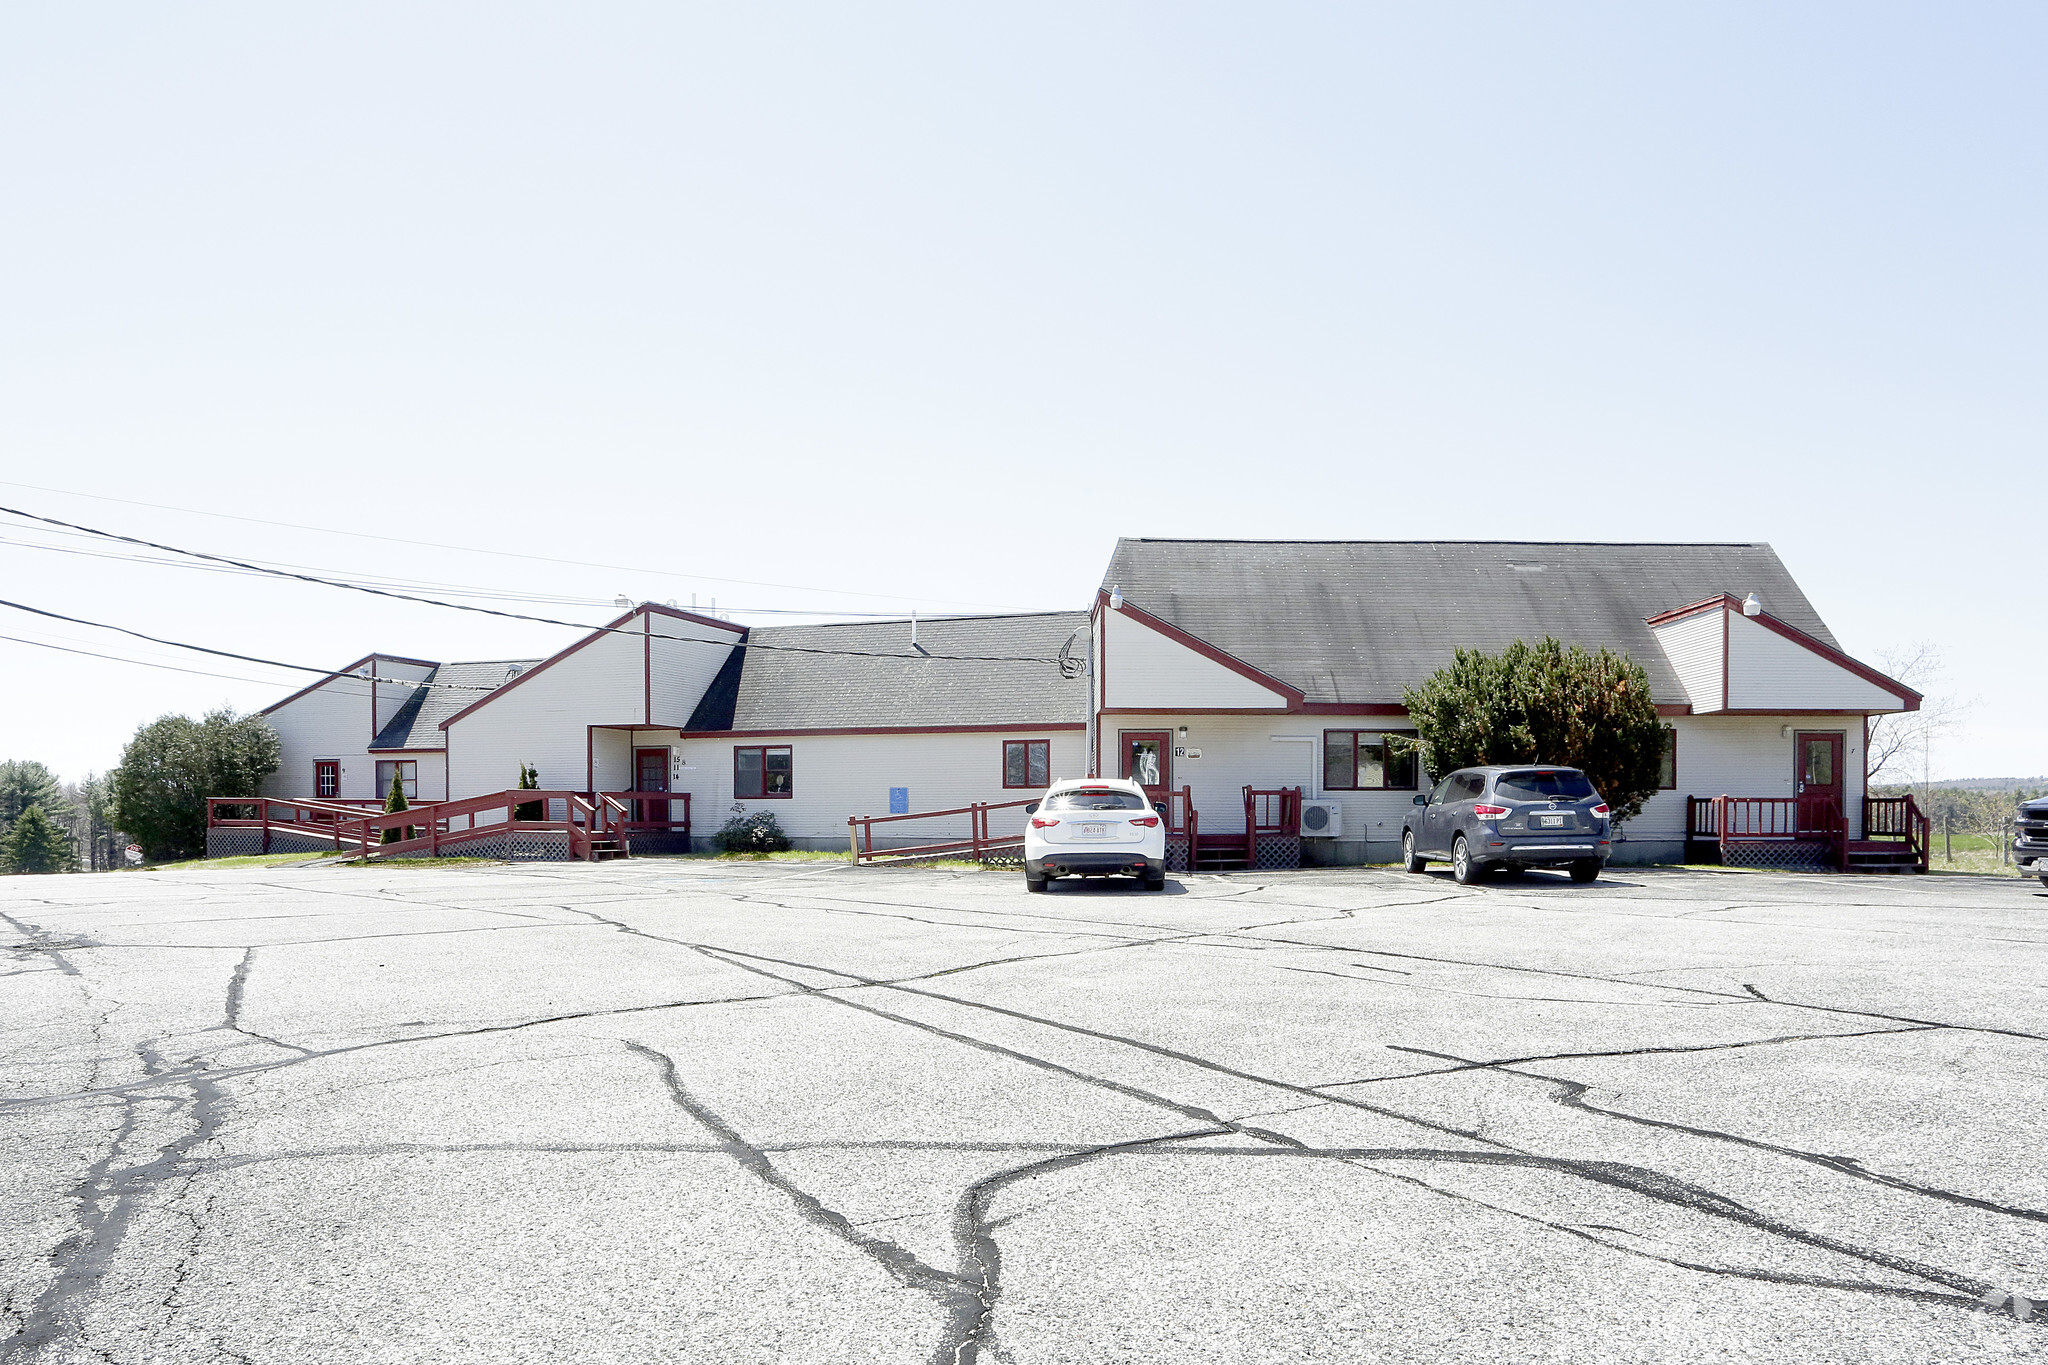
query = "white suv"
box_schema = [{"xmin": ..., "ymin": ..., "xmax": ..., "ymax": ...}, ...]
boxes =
[{"xmin": 1023, "ymin": 777, "xmax": 1167, "ymax": 892}]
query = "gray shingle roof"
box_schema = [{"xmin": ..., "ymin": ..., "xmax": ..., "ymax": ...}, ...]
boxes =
[
  {"xmin": 371, "ymin": 660, "xmax": 540, "ymax": 750},
  {"xmin": 1101, "ymin": 540, "xmax": 1838, "ymax": 707},
  {"xmin": 685, "ymin": 613, "xmax": 1089, "ymax": 732}
]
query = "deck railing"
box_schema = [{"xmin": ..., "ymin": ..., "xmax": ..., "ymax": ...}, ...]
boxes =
[
  {"xmin": 1862, "ymin": 794, "xmax": 1931, "ymax": 871},
  {"xmin": 1685, "ymin": 794, "xmax": 1847, "ymax": 868},
  {"xmin": 601, "ymin": 790, "xmax": 692, "ymax": 841},
  {"xmin": 209, "ymin": 790, "xmax": 632, "ymax": 862},
  {"xmin": 847, "ymin": 798, "xmax": 1038, "ymax": 864}
]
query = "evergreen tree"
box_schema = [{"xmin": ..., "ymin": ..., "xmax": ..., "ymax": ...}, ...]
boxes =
[
  {"xmin": 1, "ymin": 804, "xmax": 73, "ymax": 874},
  {"xmin": 514, "ymin": 763, "xmax": 541, "ymax": 821},
  {"xmin": 382, "ymin": 767, "xmax": 411, "ymax": 844},
  {"xmin": 1402, "ymin": 637, "xmax": 1668, "ymax": 825},
  {"xmin": 0, "ymin": 760, "xmax": 71, "ymax": 838}
]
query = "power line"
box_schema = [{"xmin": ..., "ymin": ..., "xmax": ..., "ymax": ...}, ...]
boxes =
[
  {"xmin": 0, "ymin": 633, "xmax": 298, "ymax": 687},
  {"xmin": 0, "ymin": 598, "xmax": 498, "ymax": 690},
  {"xmin": 0, "ymin": 532, "xmax": 927, "ymax": 617},
  {"xmin": 0, "ymin": 506, "xmax": 1066, "ymax": 665},
  {"xmin": 0, "ymin": 477, "xmax": 1021, "ymax": 611}
]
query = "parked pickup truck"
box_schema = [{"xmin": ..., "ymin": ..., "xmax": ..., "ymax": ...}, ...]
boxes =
[{"xmin": 2017, "ymin": 795, "xmax": 2048, "ymax": 888}]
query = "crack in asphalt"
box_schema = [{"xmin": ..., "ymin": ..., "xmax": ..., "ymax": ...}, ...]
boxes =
[
  {"xmin": 0, "ymin": 911, "xmax": 95, "ymax": 977},
  {"xmin": 1, "ymin": 1042, "xmax": 226, "ymax": 1364},
  {"xmin": 1384, "ymin": 1044, "xmax": 2048, "ymax": 1228},
  {"xmin": 621, "ymin": 1039, "xmax": 988, "ymax": 1365}
]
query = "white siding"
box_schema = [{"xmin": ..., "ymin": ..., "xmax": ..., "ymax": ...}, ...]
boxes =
[
  {"xmin": 672, "ymin": 729, "xmax": 1088, "ymax": 848},
  {"xmin": 1623, "ymin": 714, "xmax": 1868, "ymax": 851},
  {"xmin": 1650, "ymin": 609, "xmax": 1725, "ymax": 712},
  {"xmin": 1100, "ymin": 713, "xmax": 1424, "ymax": 842},
  {"xmin": 1725, "ymin": 613, "xmax": 1908, "ymax": 712},
  {"xmin": 1102, "ymin": 609, "xmax": 1289, "ymax": 710},
  {"xmin": 263, "ymin": 674, "xmax": 378, "ymax": 800},
  {"xmin": 649, "ymin": 617, "xmax": 745, "ymax": 724},
  {"xmin": 443, "ymin": 609, "xmax": 742, "ymax": 799},
  {"xmin": 445, "ymin": 624, "xmax": 649, "ymax": 798}
]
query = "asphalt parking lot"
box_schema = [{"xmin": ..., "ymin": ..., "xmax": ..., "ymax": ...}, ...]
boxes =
[{"xmin": 3, "ymin": 859, "xmax": 2046, "ymax": 1364}]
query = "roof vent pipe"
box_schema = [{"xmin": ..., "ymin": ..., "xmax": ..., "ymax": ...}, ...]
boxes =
[{"xmin": 1742, "ymin": 593, "xmax": 1762, "ymax": 617}]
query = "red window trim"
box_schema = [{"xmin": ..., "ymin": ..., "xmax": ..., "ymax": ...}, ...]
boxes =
[
  {"xmin": 314, "ymin": 760, "xmax": 339, "ymax": 799},
  {"xmin": 733, "ymin": 745, "xmax": 794, "ymax": 800},
  {"xmin": 1322, "ymin": 730, "xmax": 1421, "ymax": 791},
  {"xmin": 1002, "ymin": 739, "xmax": 1052, "ymax": 789}
]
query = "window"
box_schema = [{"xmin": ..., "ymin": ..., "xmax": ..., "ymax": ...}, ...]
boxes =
[
  {"xmin": 1658, "ymin": 727, "xmax": 1677, "ymax": 790},
  {"xmin": 1454, "ymin": 773, "xmax": 1488, "ymax": 801},
  {"xmin": 734, "ymin": 746, "xmax": 793, "ymax": 799},
  {"xmin": 314, "ymin": 761, "xmax": 339, "ymax": 799},
  {"xmin": 374, "ymin": 760, "xmax": 418, "ymax": 801},
  {"xmin": 1495, "ymin": 769, "xmax": 1597, "ymax": 802},
  {"xmin": 1323, "ymin": 731, "xmax": 1419, "ymax": 790},
  {"xmin": 1045, "ymin": 788, "xmax": 1147, "ymax": 812},
  {"xmin": 1003, "ymin": 740, "xmax": 1051, "ymax": 789}
]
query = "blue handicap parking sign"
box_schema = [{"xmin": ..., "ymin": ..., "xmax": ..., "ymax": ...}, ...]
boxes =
[{"xmin": 888, "ymin": 787, "xmax": 909, "ymax": 814}]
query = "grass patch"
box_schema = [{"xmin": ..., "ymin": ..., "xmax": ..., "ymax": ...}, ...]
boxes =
[{"xmin": 143, "ymin": 851, "xmax": 345, "ymax": 871}]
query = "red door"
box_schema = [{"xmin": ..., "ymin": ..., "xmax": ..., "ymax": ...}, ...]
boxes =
[
  {"xmin": 634, "ymin": 748, "xmax": 670, "ymax": 825},
  {"xmin": 1794, "ymin": 732, "xmax": 1844, "ymax": 835},
  {"xmin": 1118, "ymin": 731, "xmax": 1172, "ymax": 810},
  {"xmin": 314, "ymin": 761, "xmax": 339, "ymax": 799}
]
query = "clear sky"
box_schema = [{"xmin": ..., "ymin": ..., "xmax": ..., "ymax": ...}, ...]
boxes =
[{"xmin": 2, "ymin": 4, "xmax": 2041, "ymax": 784}]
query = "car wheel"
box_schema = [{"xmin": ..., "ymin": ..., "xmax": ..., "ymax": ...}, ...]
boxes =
[
  {"xmin": 1402, "ymin": 830, "xmax": 1426, "ymax": 873},
  {"xmin": 1451, "ymin": 836, "xmax": 1479, "ymax": 885},
  {"xmin": 2039, "ymin": 874, "xmax": 2048, "ymax": 889},
  {"xmin": 1144, "ymin": 872, "xmax": 1166, "ymax": 891},
  {"xmin": 1569, "ymin": 859, "xmax": 1601, "ymax": 884},
  {"xmin": 1025, "ymin": 874, "xmax": 1047, "ymax": 893}
]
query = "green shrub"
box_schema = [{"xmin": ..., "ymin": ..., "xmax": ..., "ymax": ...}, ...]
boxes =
[
  {"xmin": 1402, "ymin": 636, "xmax": 1666, "ymax": 825},
  {"xmin": 715, "ymin": 810, "xmax": 792, "ymax": 853}
]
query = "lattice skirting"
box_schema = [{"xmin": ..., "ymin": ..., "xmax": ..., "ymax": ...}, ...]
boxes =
[
  {"xmin": 1165, "ymin": 837, "xmax": 1193, "ymax": 873},
  {"xmin": 1722, "ymin": 839, "xmax": 1832, "ymax": 870},
  {"xmin": 428, "ymin": 831, "xmax": 572, "ymax": 862},
  {"xmin": 1254, "ymin": 835, "xmax": 1302, "ymax": 871},
  {"xmin": 206, "ymin": 828, "xmax": 344, "ymax": 858},
  {"xmin": 625, "ymin": 832, "xmax": 694, "ymax": 856}
]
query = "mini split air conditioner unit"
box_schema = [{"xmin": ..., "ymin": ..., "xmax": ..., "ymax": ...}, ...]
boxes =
[{"xmin": 1299, "ymin": 801, "xmax": 1342, "ymax": 838}]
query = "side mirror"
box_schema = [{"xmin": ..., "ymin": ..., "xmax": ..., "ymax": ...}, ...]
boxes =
[
  {"xmin": 1153, "ymin": 802, "xmax": 1168, "ymax": 816},
  {"xmin": 1413, "ymin": 794, "xmax": 1428, "ymax": 806},
  {"xmin": 1024, "ymin": 802, "xmax": 1039, "ymax": 816}
]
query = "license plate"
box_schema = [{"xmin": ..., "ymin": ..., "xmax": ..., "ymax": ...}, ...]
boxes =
[
  {"xmin": 1536, "ymin": 814, "xmax": 1568, "ymax": 828},
  {"xmin": 1076, "ymin": 823, "xmax": 1113, "ymax": 839}
]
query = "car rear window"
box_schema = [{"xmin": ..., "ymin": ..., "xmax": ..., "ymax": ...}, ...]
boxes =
[
  {"xmin": 1495, "ymin": 770, "xmax": 1597, "ymax": 801},
  {"xmin": 1045, "ymin": 789, "xmax": 1148, "ymax": 811}
]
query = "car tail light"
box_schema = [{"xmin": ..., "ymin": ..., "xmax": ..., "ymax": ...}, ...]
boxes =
[
  {"xmin": 1590, "ymin": 804, "xmax": 1610, "ymax": 818},
  {"xmin": 1473, "ymin": 804, "xmax": 1509, "ymax": 818},
  {"xmin": 1130, "ymin": 816, "xmax": 1160, "ymax": 827},
  {"xmin": 1030, "ymin": 817, "xmax": 1059, "ymax": 829}
]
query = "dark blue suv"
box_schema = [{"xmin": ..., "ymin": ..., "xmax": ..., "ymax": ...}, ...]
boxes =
[{"xmin": 1402, "ymin": 766, "xmax": 1613, "ymax": 884}]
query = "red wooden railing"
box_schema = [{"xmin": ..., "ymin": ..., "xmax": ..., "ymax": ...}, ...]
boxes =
[
  {"xmin": 847, "ymin": 797, "xmax": 1039, "ymax": 864},
  {"xmin": 209, "ymin": 790, "xmax": 635, "ymax": 862},
  {"xmin": 1240, "ymin": 786, "xmax": 1304, "ymax": 865},
  {"xmin": 1862, "ymin": 794, "xmax": 1930, "ymax": 871},
  {"xmin": 1685, "ymin": 794, "xmax": 1846, "ymax": 868},
  {"xmin": 602, "ymin": 791, "xmax": 692, "ymax": 841}
]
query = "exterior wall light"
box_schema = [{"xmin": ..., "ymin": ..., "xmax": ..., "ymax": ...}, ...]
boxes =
[
  {"xmin": 1743, "ymin": 593, "xmax": 1763, "ymax": 617},
  {"xmin": 1109, "ymin": 586, "xmax": 1123, "ymax": 610}
]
